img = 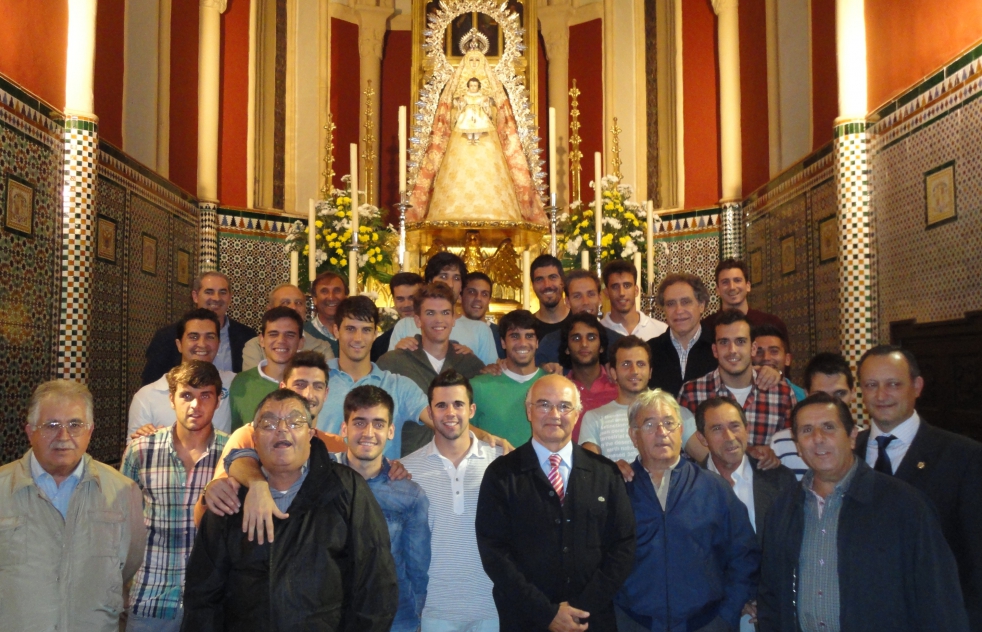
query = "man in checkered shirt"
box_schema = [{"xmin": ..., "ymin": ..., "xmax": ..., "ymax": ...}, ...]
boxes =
[
  {"xmin": 120, "ymin": 360, "xmax": 229, "ymax": 631},
  {"xmin": 678, "ymin": 309, "xmax": 796, "ymax": 464}
]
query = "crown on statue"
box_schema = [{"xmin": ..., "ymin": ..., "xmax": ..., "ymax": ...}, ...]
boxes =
[{"xmin": 459, "ymin": 28, "xmax": 491, "ymax": 55}]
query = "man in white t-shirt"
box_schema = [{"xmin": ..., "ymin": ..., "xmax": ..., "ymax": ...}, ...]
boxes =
[
  {"xmin": 128, "ymin": 308, "xmax": 235, "ymax": 440},
  {"xmin": 599, "ymin": 259, "xmax": 667, "ymax": 340}
]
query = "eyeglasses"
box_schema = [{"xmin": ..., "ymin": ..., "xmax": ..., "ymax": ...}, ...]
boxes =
[
  {"xmin": 532, "ymin": 400, "xmax": 578, "ymax": 416},
  {"xmin": 631, "ymin": 419, "xmax": 681, "ymax": 434},
  {"xmin": 33, "ymin": 420, "xmax": 92, "ymax": 437},
  {"xmin": 253, "ymin": 411, "xmax": 310, "ymax": 432}
]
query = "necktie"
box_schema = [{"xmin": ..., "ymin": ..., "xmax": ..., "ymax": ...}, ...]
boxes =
[
  {"xmin": 548, "ymin": 454, "xmax": 565, "ymax": 503},
  {"xmin": 874, "ymin": 435, "xmax": 896, "ymax": 474}
]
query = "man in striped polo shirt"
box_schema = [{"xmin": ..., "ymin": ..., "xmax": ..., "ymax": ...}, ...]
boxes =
[{"xmin": 400, "ymin": 369, "xmax": 504, "ymax": 632}]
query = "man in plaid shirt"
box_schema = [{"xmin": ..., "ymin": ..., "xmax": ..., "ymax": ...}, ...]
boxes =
[
  {"xmin": 678, "ymin": 310, "xmax": 796, "ymax": 463},
  {"xmin": 121, "ymin": 360, "xmax": 229, "ymax": 631}
]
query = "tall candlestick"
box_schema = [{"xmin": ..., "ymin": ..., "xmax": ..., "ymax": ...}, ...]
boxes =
[
  {"xmin": 593, "ymin": 152, "xmax": 602, "ymax": 243},
  {"xmin": 581, "ymin": 250, "xmax": 589, "ymax": 271},
  {"xmin": 348, "ymin": 255, "xmax": 358, "ymax": 296},
  {"xmin": 522, "ymin": 251, "xmax": 531, "ymax": 309},
  {"xmin": 646, "ymin": 200, "xmax": 655, "ymax": 294},
  {"xmin": 308, "ymin": 199, "xmax": 317, "ymax": 282},
  {"xmin": 398, "ymin": 106, "xmax": 407, "ymax": 193},
  {"xmin": 549, "ymin": 107, "xmax": 558, "ymax": 199},
  {"xmin": 290, "ymin": 251, "xmax": 299, "ymax": 287},
  {"xmin": 633, "ymin": 253, "xmax": 643, "ymax": 311},
  {"xmin": 349, "ymin": 143, "xmax": 359, "ymax": 242}
]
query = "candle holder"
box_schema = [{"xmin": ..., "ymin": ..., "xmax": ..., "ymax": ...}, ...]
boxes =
[
  {"xmin": 547, "ymin": 194, "xmax": 560, "ymax": 257},
  {"xmin": 641, "ymin": 293, "xmax": 658, "ymax": 319},
  {"xmin": 594, "ymin": 238, "xmax": 603, "ymax": 280},
  {"xmin": 348, "ymin": 239, "xmax": 364, "ymax": 296},
  {"xmin": 394, "ymin": 193, "xmax": 413, "ymax": 271}
]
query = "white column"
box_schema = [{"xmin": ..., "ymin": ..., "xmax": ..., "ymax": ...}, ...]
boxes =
[
  {"xmin": 197, "ymin": 0, "xmax": 227, "ymax": 203},
  {"xmin": 539, "ymin": 5, "xmax": 572, "ymax": 208},
  {"xmin": 836, "ymin": 0, "xmax": 868, "ymax": 120},
  {"xmin": 65, "ymin": 0, "xmax": 98, "ymax": 116},
  {"xmin": 713, "ymin": 0, "xmax": 745, "ymax": 261},
  {"xmin": 356, "ymin": 7, "xmax": 389, "ymax": 205},
  {"xmin": 157, "ymin": 0, "xmax": 173, "ymax": 177}
]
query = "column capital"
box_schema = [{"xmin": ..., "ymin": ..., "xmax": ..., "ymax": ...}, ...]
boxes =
[
  {"xmin": 353, "ymin": 5, "xmax": 392, "ymax": 61},
  {"xmin": 200, "ymin": 0, "xmax": 227, "ymax": 13},
  {"xmin": 711, "ymin": 0, "xmax": 738, "ymax": 15},
  {"xmin": 538, "ymin": 5, "xmax": 572, "ymax": 61}
]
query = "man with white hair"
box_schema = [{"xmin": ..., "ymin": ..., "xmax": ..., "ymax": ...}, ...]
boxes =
[
  {"xmin": 241, "ymin": 283, "xmax": 334, "ymax": 371},
  {"xmin": 0, "ymin": 380, "xmax": 146, "ymax": 632}
]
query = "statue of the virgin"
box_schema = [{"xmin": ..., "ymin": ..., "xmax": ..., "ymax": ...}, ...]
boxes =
[{"xmin": 409, "ymin": 29, "xmax": 546, "ymax": 224}]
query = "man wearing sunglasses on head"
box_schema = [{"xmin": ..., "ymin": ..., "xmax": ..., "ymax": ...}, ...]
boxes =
[{"xmin": 182, "ymin": 388, "xmax": 398, "ymax": 631}]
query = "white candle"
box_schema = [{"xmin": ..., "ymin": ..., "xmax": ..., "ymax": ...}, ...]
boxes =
[
  {"xmin": 398, "ymin": 106, "xmax": 407, "ymax": 193},
  {"xmin": 646, "ymin": 200, "xmax": 655, "ymax": 294},
  {"xmin": 549, "ymin": 107, "xmax": 557, "ymax": 200},
  {"xmin": 349, "ymin": 143, "xmax": 359, "ymax": 241},
  {"xmin": 290, "ymin": 251, "xmax": 299, "ymax": 287},
  {"xmin": 522, "ymin": 250, "xmax": 531, "ymax": 309},
  {"xmin": 349, "ymin": 255, "xmax": 358, "ymax": 296},
  {"xmin": 593, "ymin": 152, "xmax": 602, "ymax": 244},
  {"xmin": 633, "ymin": 253, "xmax": 642, "ymax": 311},
  {"xmin": 581, "ymin": 250, "xmax": 589, "ymax": 271},
  {"xmin": 308, "ymin": 199, "xmax": 317, "ymax": 282}
]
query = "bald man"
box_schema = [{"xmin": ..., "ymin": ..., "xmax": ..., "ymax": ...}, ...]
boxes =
[{"xmin": 476, "ymin": 375, "xmax": 636, "ymax": 631}]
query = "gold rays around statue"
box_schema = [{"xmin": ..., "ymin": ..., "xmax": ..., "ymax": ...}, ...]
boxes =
[
  {"xmin": 362, "ymin": 81, "xmax": 377, "ymax": 205},
  {"xmin": 610, "ymin": 117, "xmax": 623, "ymax": 180},
  {"xmin": 322, "ymin": 113, "xmax": 336, "ymax": 195},
  {"xmin": 568, "ymin": 79, "xmax": 583, "ymax": 203}
]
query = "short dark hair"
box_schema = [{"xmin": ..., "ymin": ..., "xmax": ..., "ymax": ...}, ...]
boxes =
[
  {"xmin": 464, "ymin": 271, "xmax": 493, "ymax": 290},
  {"xmin": 467, "ymin": 77, "xmax": 481, "ymax": 89},
  {"xmin": 413, "ymin": 282, "xmax": 456, "ymax": 315},
  {"xmin": 714, "ymin": 309, "xmax": 750, "ymax": 341},
  {"xmin": 166, "ymin": 360, "xmax": 223, "ymax": 398},
  {"xmin": 804, "ymin": 352, "xmax": 855, "ymax": 391},
  {"xmin": 656, "ymin": 273, "xmax": 710, "ymax": 307},
  {"xmin": 176, "ymin": 308, "xmax": 221, "ymax": 340},
  {"xmin": 427, "ymin": 368, "xmax": 474, "ymax": 405},
  {"xmin": 498, "ymin": 309, "xmax": 538, "ymax": 339},
  {"xmin": 530, "ymin": 254, "xmax": 565, "ymax": 283},
  {"xmin": 609, "ymin": 335, "xmax": 651, "ymax": 365},
  {"xmin": 424, "ymin": 252, "xmax": 467, "ymax": 284},
  {"xmin": 563, "ymin": 269, "xmax": 601, "ymax": 296},
  {"xmin": 715, "ymin": 259, "xmax": 749, "ymax": 283},
  {"xmin": 253, "ymin": 388, "xmax": 311, "ymax": 422},
  {"xmin": 558, "ymin": 312, "xmax": 608, "ymax": 369},
  {"xmin": 282, "ymin": 350, "xmax": 329, "ymax": 385},
  {"xmin": 790, "ymin": 391, "xmax": 855, "ymax": 437},
  {"xmin": 752, "ymin": 323, "xmax": 791, "ymax": 353},
  {"xmin": 261, "ymin": 306, "xmax": 304, "ymax": 335},
  {"xmin": 311, "ymin": 271, "xmax": 348, "ymax": 296},
  {"xmin": 343, "ymin": 385, "xmax": 394, "ymax": 425},
  {"xmin": 335, "ymin": 295, "xmax": 379, "ymax": 326},
  {"xmin": 694, "ymin": 397, "xmax": 748, "ymax": 434},
  {"xmin": 857, "ymin": 344, "xmax": 921, "ymax": 380},
  {"xmin": 389, "ymin": 272, "xmax": 423, "ymax": 293},
  {"xmin": 601, "ymin": 259, "xmax": 637, "ymax": 286}
]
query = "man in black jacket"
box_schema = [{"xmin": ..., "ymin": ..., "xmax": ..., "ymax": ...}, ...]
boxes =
[
  {"xmin": 646, "ymin": 273, "xmax": 717, "ymax": 396},
  {"xmin": 476, "ymin": 374, "xmax": 636, "ymax": 632},
  {"xmin": 855, "ymin": 345, "xmax": 982, "ymax": 631},
  {"xmin": 142, "ymin": 271, "xmax": 256, "ymax": 384},
  {"xmin": 182, "ymin": 389, "xmax": 398, "ymax": 632},
  {"xmin": 758, "ymin": 393, "xmax": 968, "ymax": 632}
]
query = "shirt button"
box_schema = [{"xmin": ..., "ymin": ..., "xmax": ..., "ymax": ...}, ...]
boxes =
[
  {"xmin": 555, "ymin": 519, "xmax": 561, "ymax": 525},
  {"xmin": 563, "ymin": 546, "xmax": 569, "ymax": 553},
  {"xmin": 456, "ymin": 491, "xmax": 460, "ymax": 495},
  {"xmin": 549, "ymin": 491, "xmax": 555, "ymax": 497}
]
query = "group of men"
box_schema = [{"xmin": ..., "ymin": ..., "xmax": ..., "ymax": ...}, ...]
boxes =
[{"xmin": 1, "ymin": 254, "xmax": 980, "ymax": 632}]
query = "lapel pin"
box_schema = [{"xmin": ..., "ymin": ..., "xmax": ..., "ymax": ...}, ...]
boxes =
[
  {"xmin": 917, "ymin": 462, "xmax": 926, "ymax": 469},
  {"xmin": 598, "ymin": 496, "xmax": 606, "ymax": 502}
]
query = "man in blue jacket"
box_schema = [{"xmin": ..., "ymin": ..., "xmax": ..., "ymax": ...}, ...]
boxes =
[{"xmin": 615, "ymin": 389, "xmax": 760, "ymax": 632}]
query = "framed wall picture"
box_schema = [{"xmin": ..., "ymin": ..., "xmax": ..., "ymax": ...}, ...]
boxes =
[
  {"xmin": 96, "ymin": 215, "xmax": 117, "ymax": 263},
  {"xmin": 780, "ymin": 234, "xmax": 796, "ymax": 275},
  {"xmin": 141, "ymin": 233, "xmax": 157, "ymax": 276},
  {"xmin": 749, "ymin": 249, "xmax": 763, "ymax": 285},
  {"xmin": 818, "ymin": 215, "xmax": 838, "ymax": 263},
  {"xmin": 177, "ymin": 249, "xmax": 190, "ymax": 286},
  {"xmin": 925, "ymin": 161, "xmax": 956, "ymax": 228},
  {"xmin": 4, "ymin": 176, "xmax": 34, "ymax": 237}
]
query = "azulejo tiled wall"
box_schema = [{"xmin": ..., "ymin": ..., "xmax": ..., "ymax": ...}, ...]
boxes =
[
  {"xmin": 0, "ymin": 79, "xmax": 62, "ymax": 465},
  {"xmin": 648, "ymin": 208, "xmax": 722, "ymax": 322},
  {"xmin": 218, "ymin": 210, "xmax": 292, "ymax": 332}
]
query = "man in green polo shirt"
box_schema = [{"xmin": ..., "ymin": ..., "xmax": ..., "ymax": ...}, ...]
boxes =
[
  {"xmin": 229, "ymin": 306, "xmax": 305, "ymax": 429},
  {"xmin": 471, "ymin": 309, "xmax": 545, "ymax": 447}
]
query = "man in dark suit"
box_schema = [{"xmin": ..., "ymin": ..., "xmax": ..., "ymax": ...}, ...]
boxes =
[
  {"xmin": 758, "ymin": 392, "xmax": 968, "ymax": 632},
  {"xmin": 856, "ymin": 345, "xmax": 982, "ymax": 631},
  {"xmin": 646, "ymin": 273, "xmax": 717, "ymax": 396},
  {"xmin": 141, "ymin": 271, "xmax": 256, "ymax": 385},
  {"xmin": 476, "ymin": 374, "xmax": 636, "ymax": 632}
]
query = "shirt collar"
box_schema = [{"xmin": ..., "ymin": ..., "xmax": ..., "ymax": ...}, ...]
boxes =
[
  {"xmin": 425, "ymin": 430, "xmax": 482, "ymax": 461},
  {"xmin": 502, "ymin": 367, "xmax": 542, "ymax": 383},
  {"xmin": 869, "ymin": 410, "xmax": 920, "ymax": 445},
  {"xmin": 256, "ymin": 359, "xmax": 281, "ymax": 384},
  {"xmin": 708, "ymin": 452, "xmax": 752, "ymax": 482},
  {"xmin": 669, "ymin": 325, "xmax": 702, "ymax": 349},
  {"xmin": 567, "ymin": 365, "xmax": 614, "ymax": 388},
  {"xmin": 336, "ymin": 452, "xmax": 390, "ymax": 480},
  {"xmin": 261, "ymin": 458, "xmax": 310, "ymax": 492},
  {"xmin": 802, "ymin": 455, "xmax": 860, "ymax": 498},
  {"xmin": 714, "ymin": 368, "xmax": 757, "ymax": 394},
  {"xmin": 531, "ymin": 438, "xmax": 574, "ymax": 470},
  {"xmin": 30, "ymin": 451, "xmax": 85, "ymax": 487},
  {"xmin": 310, "ymin": 314, "xmax": 336, "ymax": 339},
  {"xmin": 326, "ymin": 358, "xmax": 384, "ymax": 384}
]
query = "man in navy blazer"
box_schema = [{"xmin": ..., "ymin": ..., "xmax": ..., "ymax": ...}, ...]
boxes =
[
  {"xmin": 141, "ymin": 271, "xmax": 256, "ymax": 384},
  {"xmin": 476, "ymin": 374, "xmax": 636, "ymax": 632},
  {"xmin": 856, "ymin": 345, "xmax": 982, "ymax": 631}
]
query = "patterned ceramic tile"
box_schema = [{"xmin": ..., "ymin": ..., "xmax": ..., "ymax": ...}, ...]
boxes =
[
  {"xmin": 171, "ymin": 215, "xmax": 199, "ymax": 321},
  {"xmin": 811, "ymin": 180, "xmax": 840, "ymax": 355},
  {"xmin": 219, "ymin": 233, "xmax": 291, "ymax": 332},
  {"xmin": 649, "ymin": 233, "xmax": 721, "ymax": 321},
  {"xmin": 200, "ymin": 203, "xmax": 219, "ymax": 272},
  {"xmin": 719, "ymin": 202, "xmax": 746, "ymax": 261}
]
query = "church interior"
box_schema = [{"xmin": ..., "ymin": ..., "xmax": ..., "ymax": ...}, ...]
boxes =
[{"xmin": 1, "ymin": 0, "xmax": 981, "ymax": 466}]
